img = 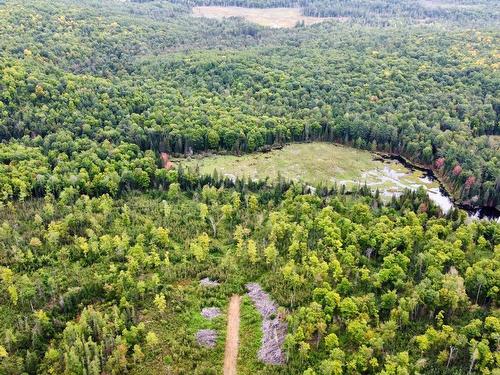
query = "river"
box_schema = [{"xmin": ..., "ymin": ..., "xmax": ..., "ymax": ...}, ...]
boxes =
[
  {"xmin": 377, "ymin": 154, "xmax": 499, "ymax": 222},
  {"xmin": 176, "ymin": 142, "xmax": 499, "ymax": 221}
]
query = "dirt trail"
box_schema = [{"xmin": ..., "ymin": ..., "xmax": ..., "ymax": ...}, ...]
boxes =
[{"xmin": 223, "ymin": 295, "xmax": 241, "ymax": 375}]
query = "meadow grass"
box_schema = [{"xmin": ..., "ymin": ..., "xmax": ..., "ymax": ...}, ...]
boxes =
[
  {"xmin": 237, "ymin": 295, "xmax": 269, "ymax": 374},
  {"xmin": 177, "ymin": 143, "xmax": 438, "ymax": 194},
  {"xmin": 192, "ymin": 6, "xmax": 330, "ymax": 28}
]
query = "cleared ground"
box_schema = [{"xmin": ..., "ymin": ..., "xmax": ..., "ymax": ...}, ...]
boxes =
[
  {"xmin": 175, "ymin": 142, "xmax": 460, "ymax": 210},
  {"xmin": 192, "ymin": 6, "xmax": 330, "ymax": 28},
  {"xmin": 223, "ymin": 295, "xmax": 240, "ymax": 375}
]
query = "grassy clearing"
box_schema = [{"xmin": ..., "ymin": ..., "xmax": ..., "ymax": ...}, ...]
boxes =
[
  {"xmin": 178, "ymin": 143, "xmax": 374, "ymax": 183},
  {"xmin": 192, "ymin": 6, "xmax": 331, "ymax": 28},
  {"xmin": 176, "ymin": 142, "xmax": 438, "ymax": 196},
  {"xmin": 131, "ymin": 281, "xmax": 285, "ymax": 375}
]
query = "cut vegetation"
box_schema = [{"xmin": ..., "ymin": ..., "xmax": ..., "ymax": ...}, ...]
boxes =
[{"xmin": 246, "ymin": 283, "xmax": 287, "ymax": 365}]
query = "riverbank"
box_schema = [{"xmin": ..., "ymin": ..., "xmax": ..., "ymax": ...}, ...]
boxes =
[{"xmin": 375, "ymin": 151, "xmax": 500, "ymax": 219}]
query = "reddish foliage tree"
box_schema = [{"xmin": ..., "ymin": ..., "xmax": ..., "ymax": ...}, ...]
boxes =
[
  {"xmin": 418, "ymin": 202, "xmax": 428, "ymax": 213},
  {"xmin": 435, "ymin": 157, "xmax": 445, "ymax": 169},
  {"xmin": 160, "ymin": 152, "xmax": 173, "ymax": 170},
  {"xmin": 465, "ymin": 175, "xmax": 476, "ymax": 188},
  {"xmin": 452, "ymin": 164, "xmax": 462, "ymax": 176}
]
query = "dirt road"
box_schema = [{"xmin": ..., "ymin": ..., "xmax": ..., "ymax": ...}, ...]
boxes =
[{"xmin": 223, "ymin": 295, "xmax": 241, "ymax": 375}]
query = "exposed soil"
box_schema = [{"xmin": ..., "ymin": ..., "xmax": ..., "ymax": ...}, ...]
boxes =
[{"xmin": 223, "ymin": 295, "xmax": 241, "ymax": 375}]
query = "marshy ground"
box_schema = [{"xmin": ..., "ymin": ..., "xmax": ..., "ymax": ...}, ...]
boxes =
[
  {"xmin": 192, "ymin": 6, "xmax": 331, "ymax": 28},
  {"xmin": 177, "ymin": 142, "xmax": 440, "ymax": 200}
]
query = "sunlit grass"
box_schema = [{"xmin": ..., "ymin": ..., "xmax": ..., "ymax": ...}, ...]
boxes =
[
  {"xmin": 176, "ymin": 143, "xmax": 439, "ymax": 195},
  {"xmin": 192, "ymin": 6, "xmax": 331, "ymax": 28}
]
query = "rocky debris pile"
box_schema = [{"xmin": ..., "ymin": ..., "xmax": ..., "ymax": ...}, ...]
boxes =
[
  {"xmin": 196, "ymin": 329, "xmax": 217, "ymax": 348},
  {"xmin": 196, "ymin": 278, "xmax": 221, "ymax": 348},
  {"xmin": 201, "ymin": 307, "xmax": 221, "ymax": 320},
  {"xmin": 246, "ymin": 282, "xmax": 277, "ymax": 318},
  {"xmin": 261, "ymin": 318, "xmax": 288, "ymax": 365},
  {"xmin": 200, "ymin": 277, "xmax": 219, "ymax": 287},
  {"xmin": 246, "ymin": 283, "xmax": 287, "ymax": 365}
]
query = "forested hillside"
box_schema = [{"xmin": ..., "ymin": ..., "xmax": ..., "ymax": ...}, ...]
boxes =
[
  {"xmin": 0, "ymin": 0, "xmax": 499, "ymax": 374},
  {"xmin": 1, "ymin": 175, "xmax": 499, "ymax": 374},
  {"xmin": 1, "ymin": 0, "xmax": 499, "ymax": 208}
]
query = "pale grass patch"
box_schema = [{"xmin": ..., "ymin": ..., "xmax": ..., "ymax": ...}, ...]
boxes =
[{"xmin": 192, "ymin": 6, "xmax": 330, "ymax": 28}]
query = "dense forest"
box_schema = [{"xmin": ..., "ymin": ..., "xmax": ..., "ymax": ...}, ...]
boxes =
[
  {"xmin": 1, "ymin": 174, "xmax": 499, "ymax": 374},
  {"xmin": 0, "ymin": 0, "xmax": 499, "ymax": 208},
  {"xmin": 0, "ymin": 0, "xmax": 499, "ymax": 374}
]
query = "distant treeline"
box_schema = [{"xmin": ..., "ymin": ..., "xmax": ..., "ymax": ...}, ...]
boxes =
[
  {"xmin": 0, "ymin": 1, "xmax": 499, "ymax": 374},
  {"xmin": 175, "ymin": 0, "xmax": 499, "ymax": 25}
]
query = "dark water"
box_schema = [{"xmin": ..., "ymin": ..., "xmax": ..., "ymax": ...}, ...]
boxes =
[{"xmin": 378, "ymin": 154, "xmax": 499, "ymax": 221}]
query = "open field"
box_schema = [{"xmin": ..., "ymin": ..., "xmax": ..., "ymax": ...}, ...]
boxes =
[
  {"xmin": 177, "ymin": 142, "xmax": 438, "ymax": 191},
  {"xmin": 176, "ymin": 143, "xmax": 462, "ymax": 212},
  {"xmin": 192, "ymin": 6, "xmax": 331, "ymax": 28}
]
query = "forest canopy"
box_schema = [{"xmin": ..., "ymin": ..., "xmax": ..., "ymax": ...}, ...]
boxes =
[{"xmin": 0, "ymin": 0, "xmax": 499, "ymax": 374}]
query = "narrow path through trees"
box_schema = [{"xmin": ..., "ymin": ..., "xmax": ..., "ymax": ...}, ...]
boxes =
[{"xmin": 223, "ymin": 295, "xmax": 241, "ymax": 375}]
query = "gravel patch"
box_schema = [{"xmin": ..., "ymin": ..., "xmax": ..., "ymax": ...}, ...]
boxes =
[
  {"xmin": 246, "ymin": 283, "xmax": 287, "ymax": 365},
  {"xmin": 196, "ymin": 329, "xmax": 217, "ymax": 348},
  {"xmin": 201, "ymin": 307, "xmax": 221, "ymax": 320}
]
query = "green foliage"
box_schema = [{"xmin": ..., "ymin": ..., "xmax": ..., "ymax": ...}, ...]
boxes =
[
  {"xmin": 0, "ymin": 0, "xmax": 498, "ymax": 207},
  {"xmin": 177, "ymin": 0, "xmax": 499, "ymax": 26},
  {"xmin": 0, "ymin": 0, "xmax": 499, "ymax": 374},
  {"xmin": 1, "ymin": 178, "xmax": 497, "ymax": 374}
]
